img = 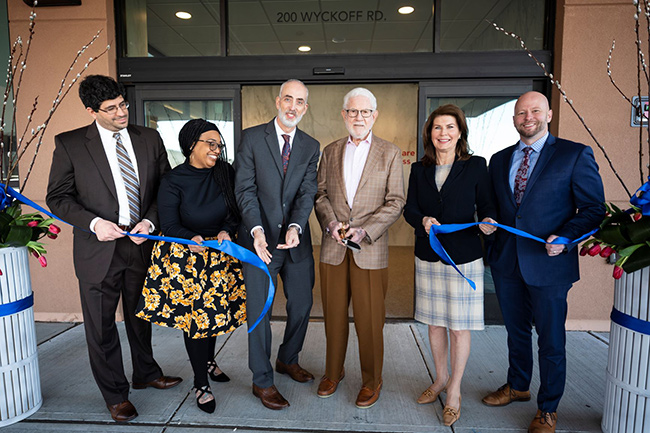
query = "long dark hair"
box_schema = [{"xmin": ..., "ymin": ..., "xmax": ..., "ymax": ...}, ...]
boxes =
[
  {"xmin": 178, "ymin": 119, "xmax": 240, "ymax": 221},
  {"xmin": 421, "ymin": 104, "xmax": 471, "ymax": 167}
]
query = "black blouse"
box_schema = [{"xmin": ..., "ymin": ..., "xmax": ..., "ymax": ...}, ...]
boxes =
[{"xmin": 157, "ymin": 160, "xmax": 238, "ymax": 240}]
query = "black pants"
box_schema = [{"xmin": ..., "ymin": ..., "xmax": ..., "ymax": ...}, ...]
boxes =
[{"xmin": 184, "ymin": 334, "xmax": 217, "ymax": 388}]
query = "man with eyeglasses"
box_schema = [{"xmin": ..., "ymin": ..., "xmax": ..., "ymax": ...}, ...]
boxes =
[
  {"xmin": 314, "ymin": 87, "xmax": 405, "ymax": 408},
  {"xmin": 46, "ymin": 75, "xmax": 180, "ymax": 422},
  {"xmin": 234, "ymin": 79, "xmax": 320, "ymax": 410}
]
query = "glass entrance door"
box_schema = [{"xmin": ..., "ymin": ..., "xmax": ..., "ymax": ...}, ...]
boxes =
[{"xmin": 420, "ymin": 79, "xmax": 535, "ymax": 324}]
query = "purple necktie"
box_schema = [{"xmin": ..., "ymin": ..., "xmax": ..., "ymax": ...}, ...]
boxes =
[
  {"xmin": 281, "ymin": 134, "xmax": 291, "ymax": 174},
  {"xmin": 513, "ymin": 146, "xmax": 533, "ymax": 206}
]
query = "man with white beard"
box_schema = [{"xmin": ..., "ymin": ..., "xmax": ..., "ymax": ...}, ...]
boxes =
[
  {"xmin": 314, "ymin": 88, "xmax": 405, "ymax": 408},
  {"xmin": 234, "ymin": 79, "xmax": 321, "ymax": 410}
]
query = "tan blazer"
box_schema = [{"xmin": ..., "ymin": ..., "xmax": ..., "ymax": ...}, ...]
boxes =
[{"xmin": 315, "ymin": 135, "xmax": 405, "ymax": 269}]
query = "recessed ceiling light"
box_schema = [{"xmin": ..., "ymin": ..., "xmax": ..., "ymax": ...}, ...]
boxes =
[
  {"xmin": 176, "ymin": 11, "xmax": 192, "ymax": 19},
  {"xmin": 331, "ymin": 37, "xmax": 346, "ymax": 44},
  {"xmin": 298, "ymin": 45, "xmax": 311, "ymax": 52},
  {"xmin": 398, "ymin": 6, "xmax": 415, "ymax": 14}
]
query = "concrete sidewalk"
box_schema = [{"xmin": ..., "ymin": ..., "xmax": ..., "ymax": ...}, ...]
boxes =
[{"xmin": 5, "ymin": 321, "xmax": 608, "ymax": 432}]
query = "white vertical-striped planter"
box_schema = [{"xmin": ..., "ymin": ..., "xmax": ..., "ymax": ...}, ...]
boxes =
[
  {"xmin": 602, "ymin": 266, "xmax": 650, "ymax": 433},
  {"xmin": 0, "ymin": 246, "xmax": 41, "ymax": 427}
]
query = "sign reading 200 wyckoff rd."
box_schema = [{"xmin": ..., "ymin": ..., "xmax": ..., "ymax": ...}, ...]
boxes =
[{"xmin": 276, "ymin": 10, "xmax": 385, "ymax": 23}]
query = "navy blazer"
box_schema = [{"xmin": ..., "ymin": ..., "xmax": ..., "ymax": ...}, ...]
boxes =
[
  {"xmin": 404, "ymin": 156, "xmax": 496, "ymax": 265},
  {"xmin": 487, "ymin": 134, "xmax": 605, "ymax": 286}
]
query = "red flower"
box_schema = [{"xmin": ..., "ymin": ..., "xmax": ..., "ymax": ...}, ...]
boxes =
[
  {"xmin": 579, "ymin": 246, "xmax": 589, "ymax": 256},
  {"xmin": 48, "ymin": 224, "xmax": 61, "ymax": 234},
  {"xmin": 0, "ymin": 268, "xmax": 3, "ymax": 276},
  {"xmin": 633, "ymin": 212, "xmax": 643, "ymax": 221},
  {"xmin": 613, "ymin": 265, "xmax": 624, "ymax": 279},
  {"xmin": 587, "ymin": 243, "xmax": 602, "ymax": 256},
  {"xmin": 600, "ymin": 246, "xmax": 615, "ymax": 258},
  {"xmin": 38, "ymin": 255, "xmax": 47, "ymax": 267},
  {"xmin": 27, "ymin": 221, "xmax": 38, "ymax": 227},
  {"xmin": 31, "ymin": 250, "xmax": 38, "ymax": 258},
  {"xmin": 47, "ymin": 233, "xmax": 58, "ymax": 239}
]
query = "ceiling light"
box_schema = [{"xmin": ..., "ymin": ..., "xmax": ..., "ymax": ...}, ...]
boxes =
[
  {"xmin": 298, "ymin": 45, "xmax": 311, "ymax": 52},
  {"xmin": 398, "ymin": 6, "xmax": 414, "ymax": 15},
  {"xmin": 331, "ymin": 37, "xmax": 346, "ymax": 44},
  {"xmin": 175, "ymin": 11, "xmax": 192, "ymax": 19}
]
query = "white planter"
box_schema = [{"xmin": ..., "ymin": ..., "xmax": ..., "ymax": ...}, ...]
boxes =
[
  {"xmin": 0, "ymin": 246, "xmax": 41, "ymax": 427},
  {"xmin": 602, "ymin": 266, "xmax": 650, "ymax": 433}
]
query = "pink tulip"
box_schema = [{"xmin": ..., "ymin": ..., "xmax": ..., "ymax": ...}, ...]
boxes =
[
  {"xmin": 613, "ymin": 265, "xmax": 624, "ymax": 279},
  {"xmin": 0, "ymin": 268, "xmax": 3, "ymax": 276},
  {"xmin": 31, "ymin": 250, "xmax": 38, "ymax": 258},
  {"xmin": 587, "ymin": 243, "xmax": 602, "ymax": 256},
  {"xmin": 27, "ymin": 221, "xmax": 38, "ymax": 227},
  {"xmin": 579, "ymin": 246, "xmax": 589, "ymax": 256},
  {"xmin": 47, "ymin": 233, "xmax": 58, "ymax": 239},
  {"xmin": 599, "ymin": 246, "xmax": 615, "ymax": 258},
  {"xmin": 633, "ymin": 212, "xmax": 643, "ymax": 222},
  {"xmin": 48, "ymin": 224, "xmax": 61, "ymax": 234},
  {"xmin": 38, "ymin": 255, "xmax": 47, "ymax": 268}
]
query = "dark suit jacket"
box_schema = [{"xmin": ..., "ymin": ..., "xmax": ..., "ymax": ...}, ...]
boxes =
[
  {"xmin": 487, "ymin": 134, "xmax": 605, "ymax": 286},
  {"xmin": 46, "ymin": 122, "xmax": 171, "ymax": 284},
  {"xmin": 234, "ymin": 119, "xmax": 320, "ymax": 262},
  {"xmin": 404, "ymin": 156, "xmax": 495, "ymax": 265}
]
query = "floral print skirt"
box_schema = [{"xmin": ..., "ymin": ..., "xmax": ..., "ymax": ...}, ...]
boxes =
[{"xmin": 135, "ymin": 239, "xmax": 246, "ymax": 339}]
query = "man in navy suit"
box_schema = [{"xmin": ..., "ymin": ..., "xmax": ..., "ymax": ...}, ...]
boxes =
[
  {"xmin": 234, "ymin": 79, "xmax": 320, "ymax": 410},
  {"xmin": 482, "ymin": 91, "xmax": 605, "ymax": 433}
]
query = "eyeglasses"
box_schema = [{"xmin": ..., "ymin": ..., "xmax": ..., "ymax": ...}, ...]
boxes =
[
  {"xmin": 344, "ymin": 108, "xmax": 374, "ymax": 118},
  {"xmin": 196, "ymin": 139, "xmax": 226, "ymax": 151},
  {"xmin": 97, "ymin": 101, "xmax": 129, "ymax": 114}
]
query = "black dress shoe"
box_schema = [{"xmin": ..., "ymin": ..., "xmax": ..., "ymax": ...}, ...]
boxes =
[
  {"xmin": 194, "ymin": 385, "xmax": 216, "ymax": 414},
  {"xmin": 132, "ymin": 375, "xmax": 183, "ymax": 389},
  {"xmin": 107, "ymin": 400, "xmax": 138, "ymax": 422},
  {"xmin": 207, "ymin": 360, "xmax": 230, "ymax": 382}
]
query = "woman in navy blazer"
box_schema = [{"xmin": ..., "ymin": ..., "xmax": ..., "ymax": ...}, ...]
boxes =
[{"xmin": 404, "ymin": 104, "xmax": 496, "ymax": 426}]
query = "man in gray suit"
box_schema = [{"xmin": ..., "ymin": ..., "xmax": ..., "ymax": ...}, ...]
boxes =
[{"xmin": 234, "ymin": 79, "xmax": 320, "ymax": 410}]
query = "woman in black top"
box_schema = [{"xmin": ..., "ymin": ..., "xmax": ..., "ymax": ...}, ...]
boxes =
[{"xmin": 136, "ymin": 119, "xmax": 246, "ymax": 413}]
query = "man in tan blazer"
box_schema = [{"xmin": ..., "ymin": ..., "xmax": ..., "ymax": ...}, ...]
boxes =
[{"xmin": 314, "ymin": 88, "xmax": 405, "ymax": 409}]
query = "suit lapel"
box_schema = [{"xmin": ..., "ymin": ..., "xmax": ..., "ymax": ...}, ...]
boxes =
[
  {"xmin": 85, "ymin": 123, "xmax": 118, "ymax": 200},
  {"xmin": 265, "ymin": 120, "xmax": 284, "ymax": 177},
  {"xmin": 439, "ymin": 158, "xmax": 465, "ymax": 196},
  {"xmin": 502, "ymin": 144, "xmax": 517, "ymax": 208},
  {"xmin": 333, "ymin": 139, "xmax": 348, "ymax": 203},
  {"xmin": 356, "ymin": 137, "xmax": 382, "ymax": 192},
  {"xmin": 284, "ymin": 129, "xmax": 305, "ymax": 182},
  {"xmin": 128, "ymin": 125, "xmax": 148, "ymax": 203}
]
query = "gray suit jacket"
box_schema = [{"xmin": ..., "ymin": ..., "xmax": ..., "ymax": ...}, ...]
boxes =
[
  {"xmin": 46, "ymin": 122, "xmax": 171, "ymax": 284},
  {"xmin": 234, "ymin": 119, "xmax": 320, "ymax": 262}
]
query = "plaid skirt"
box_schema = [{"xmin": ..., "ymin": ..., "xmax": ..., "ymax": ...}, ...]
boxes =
[{"xmin": 414, "ymin": 257, "xmax": 484, "ymax": 331}]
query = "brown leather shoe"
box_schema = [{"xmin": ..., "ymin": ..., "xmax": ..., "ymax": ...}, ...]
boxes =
[
  {"xmin": 442, "ymin": 395, "xmax": 461, "ymax": 426},
  {"xmin": 132, "ymin": 375, "xmax": 183, "ymax": 390},
  {"xmin": 275, "ymin": 360, "xmax": 315, "ymax": 383},
  {"xmin": 528, "ymin": 410, "xmax": 557, "ymax": 433},
  {"xmin": 252, "ymin": 384, "xmax": 290, "ymax": 410},
  {"xmin": 482, "ymin": 383, "xmax": 531, "ymax": 407},
  {"xmin": 106, "ymin": 400, "xmax": 138, "ymax": 422},
  {"xmin": 417, "ymin": 379, "xmax": 449, "ymax": 404},
  {"xmin": 317, "ymin": 369, "xmax": 345, "ymax": 398},
  {"xmin": 355, "ymin": 380, "xmax": 382, "ymax": 409}
]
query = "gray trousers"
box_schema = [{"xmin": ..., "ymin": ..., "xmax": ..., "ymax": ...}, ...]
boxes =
[{"xmin": 244, "ymin": 248, "xmax": 314, "ymax": 388}]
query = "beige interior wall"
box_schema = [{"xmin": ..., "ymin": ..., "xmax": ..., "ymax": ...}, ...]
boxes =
[
  {"xmin": 8, "ymin": 0, "xmax": 116, "ymax": 321},
  {"xmin": 554, "ymin": 0, "xmax": 639, "ymax": 330}
]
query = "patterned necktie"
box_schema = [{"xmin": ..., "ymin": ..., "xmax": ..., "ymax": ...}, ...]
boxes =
[
  {"xmin": 281, "ymin": 134, "xmax": 291, "ymax": 174},
  {"xmin": 113, "ymin": 132, "xmax": 141, "ymax": 226},
  {"xmin": 513, "ymin": 146, "xmax": 533, "ymax": 206}
]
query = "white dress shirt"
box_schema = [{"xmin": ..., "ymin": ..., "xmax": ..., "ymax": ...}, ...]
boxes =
[{"xmin": 344, "ymin": 131, "xmax": 372, "ymax": 209}]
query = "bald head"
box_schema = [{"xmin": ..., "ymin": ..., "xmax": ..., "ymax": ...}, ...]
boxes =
[{"xmin": 513, "ymin": 91, "xmax": 552, "ymax": 144}]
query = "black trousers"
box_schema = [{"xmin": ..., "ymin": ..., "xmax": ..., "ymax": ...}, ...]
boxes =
[
  {"xmin": 184, "ymin": 334, "xmax": 217, "ymax": 388},
  {"xmin": 78, "ymin": 237, "xmax": 162, "ymax": 405}
]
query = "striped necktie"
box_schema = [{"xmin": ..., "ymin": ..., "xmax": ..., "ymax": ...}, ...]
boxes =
[{"xmin": 113, "ymin": 132, "xmax": 141, "ymax": 226}]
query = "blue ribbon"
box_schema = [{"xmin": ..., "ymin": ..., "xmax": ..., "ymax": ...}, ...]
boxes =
[
  {"xmin": 429, "ymin": 222, "xmax": 598, "ymax": 290},
  {"xmin": 611, "ymin": 307, "xmax": 650, "ymax": 335},
  {"xmin": 630, "ymin": 176, "xmax": 650, "ymax": 216},
  {"xmin": 0, "ymin": 293, "xmax": 34, "ymax": 317},
  {"xmin": 0, "ymin": 184, "xmax": 274, "ymax": 333}
]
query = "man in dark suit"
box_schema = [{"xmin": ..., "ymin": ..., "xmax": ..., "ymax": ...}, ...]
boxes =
[
  {"xmin": 234, "ymin": 79, "xmax": 320, "ymax": 410},
  {"xmin": 46, "ymin": 75, "xmax": 181, "ymax": 422},
  {"xmin": 482, "ymin": 91, "xmax": 605, "ymax": 433}
]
